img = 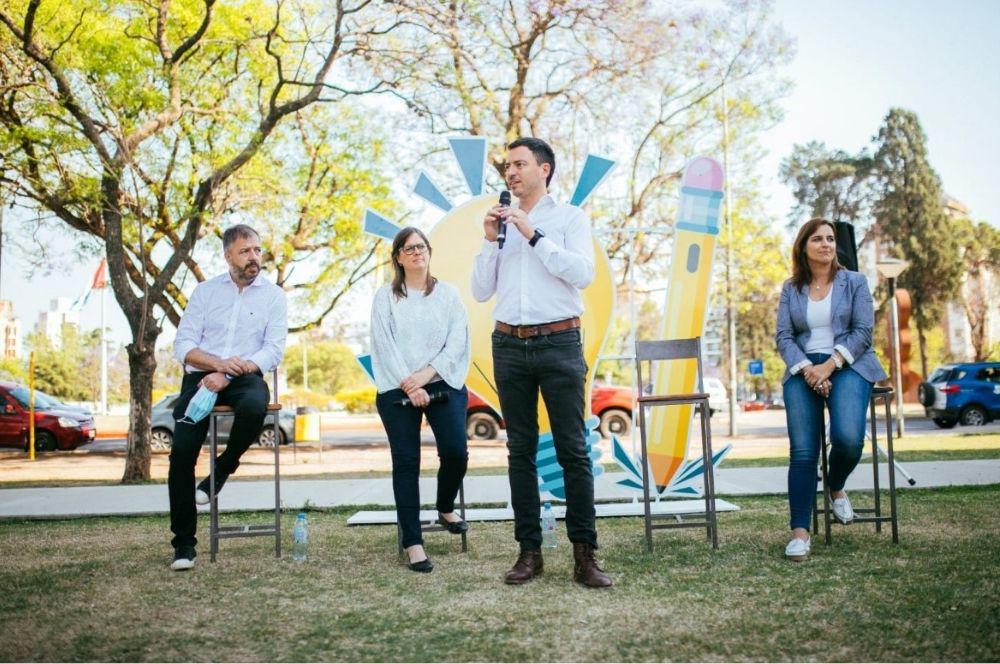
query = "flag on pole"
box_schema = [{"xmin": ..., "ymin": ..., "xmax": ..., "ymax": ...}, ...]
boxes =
[{"xmin": 71, "ymin": 259, "xmax": 108, "ymax": 311}]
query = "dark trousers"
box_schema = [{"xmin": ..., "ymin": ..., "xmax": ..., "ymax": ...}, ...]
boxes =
[
  {"xmin": 168, "ymin": 371, "xmax": 269, "ymax": 549},
  {"xmin": 492, "ymin": 328, "xmax": 597, "ymax": 551},
  {"xmin": 375, "ymin": 381, "xmax": 469, "ymax": 549}
]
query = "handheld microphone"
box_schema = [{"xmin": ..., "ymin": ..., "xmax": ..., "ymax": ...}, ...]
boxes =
[
  {"xmin": 497, "ymin": 190, "xmax": 511, "ymax": 249},
  {"xmin": 395, "ymin": 391, "xmax": 450, "ymax": 408}
]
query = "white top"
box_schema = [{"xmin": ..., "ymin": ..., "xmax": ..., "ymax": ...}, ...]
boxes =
[
  {"xmin": 805, "ymin": 289, "xmax": 835, "ymax": 354},
  {"xmin": 173, "ymin": 272, "xmax": 288, "ymax": 373},
  {"xmin": 370, "ymin": 281, "xmax": 470, "ymax": 394},
  {"xmin": 470, "ymin": 194, "xmax": 595, "ymax": 325}
]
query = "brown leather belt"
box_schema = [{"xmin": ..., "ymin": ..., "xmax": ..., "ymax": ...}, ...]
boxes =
[{"xmin": 495, "ymin": 317, "xmax": 581, "ymax": 339}]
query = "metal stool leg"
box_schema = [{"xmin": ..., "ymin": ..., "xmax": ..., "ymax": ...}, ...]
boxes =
[
  {"xmin": 819, "ymin": 411, "xmax": 832, "ymax": 546},
  {"xmin": 273, "ymin": 415, "xmax": 281, "ymax": 558},
  {"xmin": 884, "ymin": 393, "xmax": 899, "ymax": 543},
  {"xmin": 459, "ymin": 483, "xmax": 468, "ymax": 553},
  {"xmin": 869, "ymin": 394, "xmax": 883, "ymax": 533},
  {"xmin": 639, "ymin": 403, "xmax": 653, "ymax": 552},
  {"xmin": 209, "ymin": 413, "xmax": 219, "ymax": 563},
  {"xmin": 698, "ymin": 401, "xmax": 718, "ymax": 549}
]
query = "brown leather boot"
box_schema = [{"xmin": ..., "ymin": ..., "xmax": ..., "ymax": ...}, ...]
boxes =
[
  {"xmin": 573, "ymin": 542, "xmax": 613, "ymax": 588},
  {"xmin": 503, "ymin": 549, "xmax": 543, "ymax": 585}
]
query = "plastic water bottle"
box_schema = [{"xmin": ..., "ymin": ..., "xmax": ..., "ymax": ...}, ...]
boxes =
[
  {"xmin": 541, "ymin": 502, "xmax": 557, "ymax": 549},
  {"xmin": 292, "ymin": 512, "xmax": 308, "ymax": 562}
]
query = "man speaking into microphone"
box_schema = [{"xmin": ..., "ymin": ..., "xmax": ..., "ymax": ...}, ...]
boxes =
[{"xmin": 471, "ymin": 137, "xmax": 612, "ymax": 588}]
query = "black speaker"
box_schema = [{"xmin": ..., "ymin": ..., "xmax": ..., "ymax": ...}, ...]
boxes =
[{"xmin": 834, "ymin": 221, "xmax": 858, "ymax": 272}]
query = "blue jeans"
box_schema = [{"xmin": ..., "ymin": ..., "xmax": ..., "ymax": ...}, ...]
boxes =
[
  {"xmin": 492, "ymin": 328, "xmax": 597, "ymax": 551},
  {"xmin": 783, "ymin": 353, "xmax": 873, "ymax": 531},
  {"xmin": 375, "ymin": 381, "xmax": 468, "ymax": 549}
]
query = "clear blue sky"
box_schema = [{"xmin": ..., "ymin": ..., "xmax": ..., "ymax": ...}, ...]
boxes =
[
  {"xmin": 759, "ymin": 0, "xmax": 1000, "ymax": 227},
  {"xmin": 3, "ymin": 0, "xmax": 999, "ymax": 348}
]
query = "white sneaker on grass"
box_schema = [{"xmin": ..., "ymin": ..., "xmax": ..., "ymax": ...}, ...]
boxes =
[
  {"xmin": 832, "ymin": 494, "xmax": 855, "ymax": 524},
  {"xmin": 170, "ymin": 546, "xmax": 196, "ymax": 571},
  {"xmin": 785, "ymin": 536, "xmax": 810, "ymax": 562}
]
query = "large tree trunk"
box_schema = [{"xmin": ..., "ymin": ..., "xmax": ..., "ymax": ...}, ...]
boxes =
[
  {"xmin": 916, "ymin": 320, "xmax": 929, "ymax": 380},
  {"xmin": 122, "ymin": 340, "xmax": 157, "ymax": 483}
]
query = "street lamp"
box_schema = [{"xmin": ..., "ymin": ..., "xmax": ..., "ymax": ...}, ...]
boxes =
[{"xmin": 876, "ymin": 258, "xmax": 909, "ymax": 437}]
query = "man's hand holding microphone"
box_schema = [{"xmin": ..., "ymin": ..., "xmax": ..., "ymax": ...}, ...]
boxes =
[{"xmin": 484, "ymin": 190, "xmax": 534, "ymax": 248}]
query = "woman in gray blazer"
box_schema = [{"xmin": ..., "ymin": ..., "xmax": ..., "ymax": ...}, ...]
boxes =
[{"xmin": 775, "ymin": 218, "xmax": 887, "ymax": 561}]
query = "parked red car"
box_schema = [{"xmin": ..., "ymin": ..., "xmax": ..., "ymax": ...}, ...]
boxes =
[
  {"xmin": 466, "ymin": 384, "xmax": 635, "ymax": 440},
  {"xmin": 0, "ymin": 381, "xmax": 96, "ymax": 451}
]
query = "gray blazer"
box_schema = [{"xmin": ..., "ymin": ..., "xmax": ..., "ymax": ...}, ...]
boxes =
[{"xmin": 775, "ymin": 269, "xmax": 888, "ymax": 385}]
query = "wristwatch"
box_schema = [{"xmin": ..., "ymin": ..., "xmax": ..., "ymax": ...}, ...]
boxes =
[
  {"xmin": 529, "ymin": 229, "xmax": 545, "ymax": 247},
  {"xmin": 831, "ymin": 352, "xmax": 843, "ymax": 369}
]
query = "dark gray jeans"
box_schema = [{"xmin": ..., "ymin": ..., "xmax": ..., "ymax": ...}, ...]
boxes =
[{"xmin": 492, "ymin": 328, "xmax": 598, "ymax": 551}]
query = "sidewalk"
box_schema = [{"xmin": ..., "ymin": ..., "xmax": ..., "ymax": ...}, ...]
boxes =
[{"xmin": 1, "ymin": 459, "xmax": 997, "ymax": 519}]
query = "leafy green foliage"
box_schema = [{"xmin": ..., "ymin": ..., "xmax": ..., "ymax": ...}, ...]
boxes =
[
  {"xmin": 283, "ymin": 339, "xmax": 368, "ymax": 396},
  {"xmin": 873, "ymin": 109, "xmax": 963, "ymax": 375},
  {"xmin": 780, "ymin": 140, "xmax": 875, "ymax": 228}
]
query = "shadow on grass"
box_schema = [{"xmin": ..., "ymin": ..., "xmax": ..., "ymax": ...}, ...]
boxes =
[{"xmin": 0, "ymin": 485, "xmax": 998, "ymax": 661}]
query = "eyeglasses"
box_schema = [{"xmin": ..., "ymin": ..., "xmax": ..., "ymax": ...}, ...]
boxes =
[{"xmin": 400, "ymin": 243, "xmax": 428, "ymax": 256}]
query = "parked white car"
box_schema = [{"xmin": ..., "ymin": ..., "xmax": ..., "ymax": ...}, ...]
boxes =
[{"xmin": 703, "ymin": 377, "xmax": 728, "ymax": 416}]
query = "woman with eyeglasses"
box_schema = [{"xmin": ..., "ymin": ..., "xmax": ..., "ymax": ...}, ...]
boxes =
[
  {"xmin": 775, "ymin": 218, "xmax": 887, "ymax": 562},
  {"xmin": 370, "ymin": 226, "xmax": 471, "ymax": 572}
]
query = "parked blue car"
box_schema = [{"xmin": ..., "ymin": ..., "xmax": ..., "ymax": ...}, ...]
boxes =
[{"xmin": 918, "ymin": 362, "xmax": 1000, "ymax": 428}]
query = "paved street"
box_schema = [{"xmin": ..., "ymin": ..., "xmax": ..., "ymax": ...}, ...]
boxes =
[{"xmin": 77, "ymin": 406, "xmax": 1000, "ymax": 453}]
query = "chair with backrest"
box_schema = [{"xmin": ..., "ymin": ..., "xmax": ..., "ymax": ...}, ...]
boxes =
[
  {"xmin": 207, "ymin": 368, "xmax": 283, "ymax": 562},
  {"xmin": 635, "ymin": 337, "xmax": 718, "ymax": 552}
]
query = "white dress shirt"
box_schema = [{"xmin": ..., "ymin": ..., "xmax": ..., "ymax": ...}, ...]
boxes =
[
  {"xmin": 470, "ymin": 194, "xmax": 595, "ymax": 324},
  {"xmin": 370, "ymin": 281, "xmax": 470, "ymax": 394},
  {"xmin": 173, "ymin": 272, "xmax": 288, "ymax": 374}
]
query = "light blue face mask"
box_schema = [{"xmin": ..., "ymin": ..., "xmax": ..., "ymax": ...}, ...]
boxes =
[{"xmin": 178, "ymin": 385, "xmax": 219, "ymax": 425}]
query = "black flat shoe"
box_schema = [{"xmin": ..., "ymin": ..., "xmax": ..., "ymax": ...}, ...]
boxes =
[
  {"xmin": 437, "ymin": 515, "xmax": 469, "ymax": 534},
  {"xmin": 407, "ymin": 557, "xmax": 434, "ymax": 573}
]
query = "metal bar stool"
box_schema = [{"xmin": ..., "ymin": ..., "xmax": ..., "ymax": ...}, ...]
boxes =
[
  {"xmin": 635, "ymin": 337, "xmax": 718, "ymax": 552},
  {"xmin": 813, "ymin": 385, "xmax": 899, "ymax": 545},
  {"xmin": 396, "ymin": 483, "xmax": 468, "ymax": 554},
  {"xmin": 208, "ymin": 369, "xmax": 282, "ymax": 562}
]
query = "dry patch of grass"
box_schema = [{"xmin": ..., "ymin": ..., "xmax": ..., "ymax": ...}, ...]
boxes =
[{"xmin": 1, "ymin": 486, "xmax": 998, "ymax": 661}]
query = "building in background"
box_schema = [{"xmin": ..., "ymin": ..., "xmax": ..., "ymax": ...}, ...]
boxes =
[
  {"xmin": 0, "ymin": 300, "xmax": 21, "ymax": 359},
  {"xmin": 35, "ymin": 297, "xmax": 79, "ymax": 349}
]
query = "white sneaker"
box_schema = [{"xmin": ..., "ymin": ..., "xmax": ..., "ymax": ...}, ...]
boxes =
[
  {"xmin": 170, "ymin": 547, "xmax": 196, "ymax": 571},
  {"xmin": 785, "ymin": 536, "xmax": 811, "ymax": 562},
  {"xmin": 195, "ymin": 489, "xmax": 210, "ymax": 505},
  {"xmin": 832, "ymin": 494, "xmax": 855, "ymax": 524}
]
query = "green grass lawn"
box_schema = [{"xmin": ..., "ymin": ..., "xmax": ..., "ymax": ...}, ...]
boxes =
[{"xmin": 1, "ymin": 486, "xmax": 998, "ymax": 661}]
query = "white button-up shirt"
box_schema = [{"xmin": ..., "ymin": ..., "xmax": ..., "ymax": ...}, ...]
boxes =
[
  {"xmin": 471, "ymin": 194, "xmax": 595, "ymax": 325},
  {"xmin": 173, "ymin": 272, "xmax": 288, "ymax": 374}
]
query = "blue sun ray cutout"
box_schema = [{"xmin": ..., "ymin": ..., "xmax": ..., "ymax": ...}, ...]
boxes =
[
  {"xmin": 363, "ymin": 209, "xmax": 402, "ymax": 240},
  {"xmin": 355, "ymin": 354, "xmax": 375, "ymax": 384},
  {"xmin": 413, "ymin": 171, "xmax": 453, "ymax": 212},
  {"xmin": 448, "ymin": 136, "xmax": 487, "ymax": 196},
  {"xmin": 570, "ymin": 154, "xmax": 616, "ymax": 207}
]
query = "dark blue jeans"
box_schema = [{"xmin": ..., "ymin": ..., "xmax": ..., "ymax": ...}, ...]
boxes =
[
  {"xmin": 492, "ymin": 328, "xmax": 597, "ymax": 551},
  {"xmin": 783, "ymin": 353, "xmax": 873, "ymax": 531},
  {"xmin": 375, "ymin": 381, "xmax": 468, "ymax": 549},
  {"xmin": 168, "ymin": 371, "xmax": 269, "ymax": 549}
]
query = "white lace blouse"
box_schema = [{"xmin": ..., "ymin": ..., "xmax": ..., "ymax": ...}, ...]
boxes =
[{"xmin": 370, "ymin": 281, "xmax": 470, "ymax": 394}]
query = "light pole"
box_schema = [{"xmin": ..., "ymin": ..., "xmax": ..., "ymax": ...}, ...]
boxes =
[{"xmin": 877, "ymin": 258, "xmax": 909, "ymax": 437}]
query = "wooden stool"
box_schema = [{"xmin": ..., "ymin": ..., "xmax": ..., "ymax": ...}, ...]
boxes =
[{"xmin": 813, "ymin": 386, "xmax": 899, "ymax": 545}]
